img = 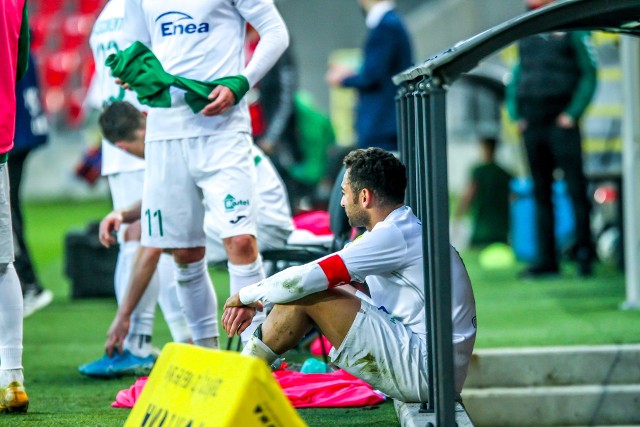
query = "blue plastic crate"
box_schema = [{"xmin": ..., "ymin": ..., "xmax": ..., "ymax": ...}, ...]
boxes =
[{"xmin": 510, "ymin": 177, "xmax": 575, "ymax": 263}]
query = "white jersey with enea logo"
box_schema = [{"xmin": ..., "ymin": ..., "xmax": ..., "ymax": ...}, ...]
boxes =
[
  {"xmin": 122, "ymin": 0, "xmax": 288, "ymax": 142},
  {"xmin": 337, "ymin": 206, "xmax": 477, "ymax": 386},
  {"xmin": 88, "ymin": 0, "xmax": 145, "ymax": 176}
]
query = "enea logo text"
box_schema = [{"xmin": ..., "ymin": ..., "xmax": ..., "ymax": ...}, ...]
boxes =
[{"xmin": 155, "ymin": 11, "xmax": 210, "ymax": 37}]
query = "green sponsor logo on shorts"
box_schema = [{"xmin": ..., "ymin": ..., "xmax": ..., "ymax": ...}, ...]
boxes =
[{"xmin": 224, "ymin": 194, "xmax": 250, "ymax": 212}]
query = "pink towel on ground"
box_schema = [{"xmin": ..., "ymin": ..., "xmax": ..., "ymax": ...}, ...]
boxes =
[
  {"xmin": 273, "ymin": 369, "xmax": 385, "ymax": 408},
  {"xmin": 111, "ymin": 370, "xmax": 384, "ymax": 409},
  {"xmin": 112, "ymin": 377, "xmax": 148, "ymax": 408}
]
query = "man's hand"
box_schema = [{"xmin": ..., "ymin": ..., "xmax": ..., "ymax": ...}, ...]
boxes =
[
  {"xmin": 115, "ymin": 78, "xmax": 131, "ymax": 91},
  {"xmin": 222, "ymin": 292, "xmax": 264, "ymax": 337},
  {"xmin": 105, "ymin": 311, "xmax": 131, "ymax": 357},
  {"xmin": 202, "ymin": 86, "xmax": 236, "ymax": 116},
  {"xmin": 556, "ymin": 113, "xmax": 575, "ymax": 128},
  {"xmin": 221, "ymin": 306, "xmax": 259, "ymax": 337},
  {"xmin": 326, "ymin": 64, "xmax": 355, "ymax": 87},
  {"xmin": 99, "ymin": 211, "xmax": 124, "ymax": 248}
]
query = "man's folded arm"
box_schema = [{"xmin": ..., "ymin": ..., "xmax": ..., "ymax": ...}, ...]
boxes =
[{"xmin": 239, "ymin": 254, "xmax": 351, "ymax": 305}]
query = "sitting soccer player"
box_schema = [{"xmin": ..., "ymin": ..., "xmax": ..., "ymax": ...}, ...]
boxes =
[
  {"xmin": 223, "ymin": 148, "xmax": 477, "ymax": 402},
  {"xmin": 94, "ymin": 101, "xmax": 294, "ymax": 358}
]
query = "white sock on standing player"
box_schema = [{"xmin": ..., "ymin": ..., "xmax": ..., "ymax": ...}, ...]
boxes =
[
  {"xmin": 228, "ymin": 256, "xmax": 266, "ymax": 343},
  {"xmin": 156, "ymin": 253, "xmax": 191, "ymax": 343},
  {"xmin": 115, "ymin": 241, "xmax": 155, "ymax": 358},
  {"xmin": 173, "ymin": 258, "xmax": 218, "ymax": 347},
  {"xmin": 0, "ymin": 264, "xmax": 24, "ymax": 378}
]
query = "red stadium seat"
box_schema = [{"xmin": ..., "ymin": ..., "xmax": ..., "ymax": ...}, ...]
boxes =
[
  {"xmin": 61, "ymin": 13, "xmax": 96, "ymax": 50},
  {"xmin": 81, "ymin": 56, "xmax": 96, "ymax": 90},
  {"xmin": 77, "ymin": 0, "xmax": 107, "ymax": 15},
  {"xmin": 44, "ymin": 50, "xmax": 82, "ymax": 87},
  {"xmin": 30, "ymin": 14, "xmax": 62, "ymax": 53},
  {"xmin": 67, "ymin": 88, "xmax": 88, "ymax": 128},
  {"xmin": 35, "ymin": 0, "xmax": 65, "ymax": 16}
]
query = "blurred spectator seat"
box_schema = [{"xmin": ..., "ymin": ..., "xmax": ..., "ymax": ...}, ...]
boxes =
[
  {"xmin": 81, "ymin": 56, "xmax": 96, "ymax": 90},
  {"xmin": 30, "ymin": 0, "xmax": 105, "ymax": 125},
  {"xmin": 67, "ymin": 88, "xmax": 88, "ymax": 128},
  {"xmin": 35, "ymin": 0, "xmax": 66, "ymax": 16},
  {"xmin": 77, "ymin": 0, "xmax": 106, "ymax": 15},
  {"xmin": 29, "ymin": 15, "xmax": 58, "ymax": 53},
  {"xmin": 44, "ymin": 50, "xmax": 81, "ymax": 87},
  {"xmin": 62, "ymin": 13, "xmax": 95, "ymax": 50}
]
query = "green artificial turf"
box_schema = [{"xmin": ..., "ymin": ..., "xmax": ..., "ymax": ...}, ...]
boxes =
[
  {"xmin": 462, "ymin": 249, "xmax": 640, "ymax": 348},
  {"xmin": 7, "ymin": 198, "xmax": 640, "ymax": 426}
]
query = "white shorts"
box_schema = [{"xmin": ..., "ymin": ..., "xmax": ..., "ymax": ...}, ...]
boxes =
[
  {"xmin": 329, "ymin": 300, "xmax": 430, "ymax": 402},
  {"xmin": 0, "ymin": 164, "xmax": 13, "ymax": 263},
  {"xmin": 141, "ymin": 133, "xmax": 258, "ymax": 249},
  {"xmin": 107, "ymin": 170, "xmax": 145, "ymax": 243}
]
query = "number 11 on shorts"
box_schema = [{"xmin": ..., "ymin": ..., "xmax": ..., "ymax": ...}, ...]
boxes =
[{"xmin": 145, "ymin": 209, "xmax": 164, "ymax": 237}]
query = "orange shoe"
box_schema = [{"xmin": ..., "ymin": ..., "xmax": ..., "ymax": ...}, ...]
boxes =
[{"xmin": 0, "ymin": 381, "xmax": 29, "ymax": 413}]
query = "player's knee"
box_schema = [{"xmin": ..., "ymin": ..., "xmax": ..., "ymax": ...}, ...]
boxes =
[
  {"xmin": 224, "ymin": 234, "xmax": 258, "ymax": 261},
  {"xmin": 173, "ymin": 247, "xmax": 206, "ymax": 264}
]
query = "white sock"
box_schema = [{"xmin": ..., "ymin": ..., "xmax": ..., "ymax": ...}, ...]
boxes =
[
  {"xmin": 156, "ymin": 253, "xmax": 191, "ymax": 343},
  {"xmin": 0, "ymin": 264, "xmax": 23, "ymax": 371},
  {"xmin": 0, "ymin": 368, "xmax": 23, "ymax": 387},
  {"xmin": 173, "ymin": 258, "xmax": 218, "ymax": 343},
  {"xmin": 114, "ymin": 241, "xmax": 140, "ymax": 304},
  {"xmin": 123, "ymin": 334, "xmax": 152, "ymax": 358},
  {"xmin": 117, "ymin": 243, "xmax": 157, "ymax": 356},
  {"xmin": 228, "ymin": 256, "xmax": 266, "ymax": 342},
  {"xmin": 241, "ymin": 333, "xmax": 280, "ymax": 368},
  {"xmin": 193, "ymin": 337, "xmax": 219, "ymax": 349}
]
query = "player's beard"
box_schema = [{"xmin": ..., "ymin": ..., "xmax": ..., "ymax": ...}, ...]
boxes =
[{"xmin": 346, "ymin": 202, "xmax": 370, "ymax": 229}]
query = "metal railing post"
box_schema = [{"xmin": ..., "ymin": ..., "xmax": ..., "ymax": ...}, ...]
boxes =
[
  {"xmin": 426, "ymin": 81, "xmax": 455, "ymax": 426},
  {"xmin": 415, "ymin": 79, "xmax": 435, "ymax": 412}
]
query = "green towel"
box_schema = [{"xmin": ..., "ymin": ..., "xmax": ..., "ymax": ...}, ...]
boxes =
[{"xmin": 105, "ymin": 41, "xmax": 249, "ymax": 113}]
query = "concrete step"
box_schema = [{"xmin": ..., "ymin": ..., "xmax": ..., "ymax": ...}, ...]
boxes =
[
  {"xmin": 395, "ymin": 345, "xmax": 640, "ymax": 426},
  {"xmin": 465, "ymin": 344, "xmax": 640, "ymax": 388},
  {"xmin": 461, "ymin": 384, "xmax": 640, "ymax": 427},
  {"xmin": 394, "ymin": 400, "xmax": 474, "ymax": 427}
]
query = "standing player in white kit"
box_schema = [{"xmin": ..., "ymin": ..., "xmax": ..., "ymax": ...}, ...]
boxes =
[
  {"xmin": 120, "ymin": 0, "xmax": 289, "ymax": 348},
  {"xmin": 79, "ymin": 0, "xmax": 192, "ymax": 377}
]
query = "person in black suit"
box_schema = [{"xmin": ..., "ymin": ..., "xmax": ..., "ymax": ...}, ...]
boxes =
[{"xmin": 326, "ymin": 0, "xmax": 412, "ymax": 151}]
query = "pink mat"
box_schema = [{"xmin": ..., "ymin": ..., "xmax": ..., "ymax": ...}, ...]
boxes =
[
  {"xmin": 112, "ymin": 369, "xmax": 384, "ymax": 409},
  {"xmin": 273, "ymin": 369, "xmax": 385, "ymax": 408}
]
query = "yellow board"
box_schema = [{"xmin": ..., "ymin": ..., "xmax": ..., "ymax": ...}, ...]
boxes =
[{"xmin": 124, "ymin": 343, "xmax": 307, "ymax": 427}]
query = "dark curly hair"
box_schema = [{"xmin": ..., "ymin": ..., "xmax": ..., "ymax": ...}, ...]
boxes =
[
  {"xmin": 343, "ymin": 148, "xmax": 406, "ymax": 205},
  {"xmin": 98, "ymin": 101, "xmax": 144, "ymax": 144}
]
